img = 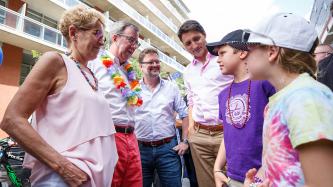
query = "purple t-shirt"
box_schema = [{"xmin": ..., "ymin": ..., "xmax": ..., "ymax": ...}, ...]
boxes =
[{"xmin": 218, "ymin": 79, "xmax": 275, "ymax": 182}]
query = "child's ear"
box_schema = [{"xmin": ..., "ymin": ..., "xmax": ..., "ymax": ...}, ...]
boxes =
[{"xmin": 239, "ymin": 50, "xmax": 248, "ymax": 60}]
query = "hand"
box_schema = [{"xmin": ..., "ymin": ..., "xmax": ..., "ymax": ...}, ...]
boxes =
[
  {"xmin": 244, "ymin": 168, "xmax": 257, "ymax": 187},
  {"xmin": 173, "ymin": 142, "xmax": 189, "ymax": 155},
  {"xmin": 57, "ymin": 159, "xmax": 89, "ymax": 187},
  {"xmin": 244, "ymin": 168, "xmax": 271, "ymax": 187},
  {"xmin": 214, "ymin": 171, "xmax": 229, "ymax": 187}
]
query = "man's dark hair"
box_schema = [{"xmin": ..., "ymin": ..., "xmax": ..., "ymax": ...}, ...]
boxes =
[
  {"xmin": 138, "ymin": 47, "xmax": 158, "ymax": 63},
  {"xmin": 331, "ymin": 1, "xmax": 333, "ymax": 16},
  {"xmin": 177, "ymin": 20, "xmax": 206, "ymax": 42}
]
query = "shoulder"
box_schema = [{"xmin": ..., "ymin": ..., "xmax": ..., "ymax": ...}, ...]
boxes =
[
  {"xmin": 218, "ymin": 85, "xmax": 230, "ymax": 100},
  {"xmin": 283, "ymin": 82, "xmax": 333, "ymax": 112},
  {"xmin": 34, "ymin": 51, "xmax": 65, "ymax": 74},
  {"xmin": 255, "ymin": 80, "xmax": 275, "ymax": 97}
]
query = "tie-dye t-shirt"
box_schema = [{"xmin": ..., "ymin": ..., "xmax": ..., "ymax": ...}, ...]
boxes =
[{"xmin": 261, "ymin": 73, "xmax": 333, "ymax": 187}]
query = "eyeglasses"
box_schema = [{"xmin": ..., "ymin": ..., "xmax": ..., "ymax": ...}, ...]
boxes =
[
  {"xmin": 78, "ymin": 26, "xmax": 105, "ymax": 41},
  {"xmin": 314, "ymin": 51, "xmax": 332, "ymax": 56},
  {"xmin": 242, "ymin": 29, "xmax": 276, "ymax": 46},
  {"xmin": 140, "ymin": 60, "xmax": 160, "ymax": 65},
  {"xmin": 117, "ymin": 34, "xmax": 141, "ymax": 47}
]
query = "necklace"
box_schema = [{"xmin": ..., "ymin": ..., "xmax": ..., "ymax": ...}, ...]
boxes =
[
  {"xmin": 227, "ymin": 80, "xmax": 251, "ymax": 128},
  {"xmin": 69, "ymin": 56, "xmax": 98, "ymax": 91},
  {"xmin": 100, "ymin": 52, "xmax": 143, "ymax": 107}
]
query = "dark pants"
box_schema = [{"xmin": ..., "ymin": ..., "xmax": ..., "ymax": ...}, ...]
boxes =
[{"xmin": 139, "ymin": 137, "xmax": 182, "ymax": 187}]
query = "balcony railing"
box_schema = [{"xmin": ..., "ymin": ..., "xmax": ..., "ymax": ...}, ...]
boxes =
[
  {"xmin": 160, "ymin": 0, "xmax": 185, "ymax": 23},
  {"xmin": 173, "ymin": 0, "xmax": 190, "ymax": 15},
  {"xmin": 0, "ymin": 3, "xmax": 185, "ymax": 72},
  {"xmin": 0, "ymin": 5, "xmax": 67, "ymax": 50},
  {"xmin": 108, "ymin": 0, "xmax": 192, "ymax": 61},
  {"xmin": 138, "ymin": 38, "xmax": 185, "ymax": 72},
  {"xmin": 53, "ymin": 0, "xmax": 82, "ymax": 8},
  {"xmin": 139, "ymin": 0, "xmax": 178, "ymax": 33}
]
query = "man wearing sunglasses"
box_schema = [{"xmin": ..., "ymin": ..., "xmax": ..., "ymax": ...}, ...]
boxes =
[
  {"xmin": 135, "ymin": 47, "xmax": 189, "ymax": 187},
  {"xmin": 88, "ymin": 21, "xmax": 142, "ymax": 187}
]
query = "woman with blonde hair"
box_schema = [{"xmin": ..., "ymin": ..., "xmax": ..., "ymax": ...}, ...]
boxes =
[
  {"xmin": 0, "ymin": 5, "xmax": 117, "ymax": 187},
  {"xmin": 241, "ymin": 13, "xmax": 333, "ymax": 187}
]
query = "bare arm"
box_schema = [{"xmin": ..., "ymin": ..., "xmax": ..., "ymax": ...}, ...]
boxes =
[
  {"xmin": 297, "ymin": 139, "xmax": 333, "ymax": 187},
  {"xmin": 0, "ymin": 52, "xmax": 88, "ymax": 186},
  {"xmin": 214, "ymin": 139, "xmax": 228, "ymax": 187},
  {"xmin": 181, "ymin": 116, "xmax": 189, "ymax": 140},
  {"xmin": 188, "ymin": 106, "xmax": 195, "ymax": 136}
]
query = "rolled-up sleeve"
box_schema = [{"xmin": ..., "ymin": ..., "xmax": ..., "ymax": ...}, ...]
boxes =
[{"xmin": 173, "ymin": 83, "xmax": 188, "ymax": 119}]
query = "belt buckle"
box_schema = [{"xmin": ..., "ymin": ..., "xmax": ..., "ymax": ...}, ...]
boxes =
[
  {"xmin": 150, "ymin": 141, "xmax": 158, "ymax": 147},
  {"xmin": 124, "ymin": 127, "xmax": 129, "ymax": 134}
]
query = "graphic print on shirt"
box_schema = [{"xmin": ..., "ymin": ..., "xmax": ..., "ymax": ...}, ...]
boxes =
[{"xmin": 225, "ymin": 93, "xmax": 251, "ymax": 126}]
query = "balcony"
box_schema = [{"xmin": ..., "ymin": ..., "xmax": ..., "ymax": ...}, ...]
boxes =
[
  {"xmin": 50, "ymin": 0, "xmax": 186, "ymax": 71},
  {"xmin": 107, "ymin": 0, "xmax": 192, "ymax": 62},
  {"xmin": 0, "ymin": 5, "xmax": 66, "ymax": 53},
  {"xmin": 0, "ymin": 3, "xmax": 185, "ymax": 72},
  {"xmin": 159, "ymin": 0, "xmax": 186, "ymax": 24},
  {"xmin": 138, "ymin": 38, "xmax": 185, "ymax": 72},
  {"xmin": 138, "ymin": 0, "xmax": 178, "ymax": 32},
  {"xmin": 171, "ymin": 0, "xmax": 190, "ymax": 18},
  {"xmin": 53, "ymin": 0, "xmax": 82, "ymax": 8}
]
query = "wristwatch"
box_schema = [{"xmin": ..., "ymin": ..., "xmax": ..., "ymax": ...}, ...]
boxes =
[{"xmin": 182, "ymin": 138, "xmax": 189, "ymax": 144}]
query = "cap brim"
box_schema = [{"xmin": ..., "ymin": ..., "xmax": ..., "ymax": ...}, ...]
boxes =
[{"xmin": 206, "ymin": 41, "xmax": 226, "ymax": 56}]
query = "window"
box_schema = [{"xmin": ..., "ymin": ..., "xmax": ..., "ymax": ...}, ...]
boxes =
[
  {"xmin": 26, "ymin": 8, "xmax": 57, "ymax": 29},
  {"xmin": 0, "ymin": 0, "xmax": 7, "ymax": 24},
  {"xmin": 19, "ymin": 50, "xmax": 36, "ymax": 85}
]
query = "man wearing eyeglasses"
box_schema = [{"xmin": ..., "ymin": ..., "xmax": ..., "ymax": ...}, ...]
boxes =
[
  {"xmin": 134, "ymin": 48, "xmax": 189, "ymax": 187},
  {"xmin": 314, "ymin": 44, "xmax": 333, "ymax": 64},
  {"xmin": 88, "ymin": 21, "xmax": 142, "ymax": 187},
  {"xmin": 316, "ymin": 44, "xmax": 333, "ymax": 91}
]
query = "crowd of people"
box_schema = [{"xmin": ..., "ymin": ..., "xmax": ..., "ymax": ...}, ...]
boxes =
[{"xmin": 0, "ymin": 4, "xmax": 333, "ymax": 187}]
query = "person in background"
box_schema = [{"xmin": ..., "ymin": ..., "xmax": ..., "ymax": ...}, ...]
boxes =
[
  {"xmin": 88, "ymin": 21, "xmax": 143, "ymax": 187},
  {"xmin": 241, "ymin": 13, "xmax": 333, "ymax": 187},
  {"xmin": 177, "ymin": 20, "xmax": 233, "ymax": 187},
  {"xmin": 0, "ymin": 5, "xmax": 118, "ymax": 186},
  {"xmin": 315, "ymin": 44, "xmax": 333, "ymax": 91}
]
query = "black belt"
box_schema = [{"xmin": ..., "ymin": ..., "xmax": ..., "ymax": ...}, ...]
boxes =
[
  {"xmin": 138, "ymin": 136, "xmax": 175, "ymax": 147},
  {"xmin": 115, "ymin": 125, "xmax": 134, "ymax": 134}
]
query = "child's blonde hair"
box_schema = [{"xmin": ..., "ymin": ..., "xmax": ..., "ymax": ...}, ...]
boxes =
[{"xmin": 276, "ymin": 40, "xmax": 319, "ymax": 78}]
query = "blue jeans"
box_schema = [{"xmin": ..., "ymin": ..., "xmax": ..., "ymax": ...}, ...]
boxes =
[{"xmin": 139, "ymin": 137, "xmax": 182, "ymax": 187}]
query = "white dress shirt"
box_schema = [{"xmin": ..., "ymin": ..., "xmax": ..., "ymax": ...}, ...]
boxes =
[
  {"xmin": 183, "ymin": 53, "xmax": 233, "ymax": 125},
  {"xmin": 88, "ymin": 50, "xmax": 135, "ymax": 127},
  {"xmin": 134, "ymin": 78, "xmax": 188, "ymax": 141}
]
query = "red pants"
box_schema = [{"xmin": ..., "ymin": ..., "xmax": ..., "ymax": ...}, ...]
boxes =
[{"xmin": 111, "ymin": 132, "xmax": 143, "ymax": 187}]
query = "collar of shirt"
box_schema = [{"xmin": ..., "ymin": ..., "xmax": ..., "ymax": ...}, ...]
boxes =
[
  {"xmin": 191, "ymin": 52, "xmax": 213, "ymax": 75},
  {"xmin": 140, "ymin": 77, "xmax": 166, "ymax": 94}
]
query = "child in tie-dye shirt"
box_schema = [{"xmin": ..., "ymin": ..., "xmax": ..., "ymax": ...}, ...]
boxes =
[{"xmin": 241, "ymin": 13, "xmax": 333, "ymax": 187}]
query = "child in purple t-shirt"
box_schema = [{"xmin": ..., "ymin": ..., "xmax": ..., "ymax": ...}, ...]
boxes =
[{"xmin": 206, "ymin": 30, "xmax": 275, "ymax": 187}]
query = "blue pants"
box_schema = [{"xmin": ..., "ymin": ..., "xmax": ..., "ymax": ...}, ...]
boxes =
[{"xmin": 139, "ymin": 137, "xmax": 182, "ymax": 187}]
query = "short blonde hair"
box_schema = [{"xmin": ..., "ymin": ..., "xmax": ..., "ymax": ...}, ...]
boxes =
[
  {"xmin": 58, "ymin": 5, "xmax": 105, "ymax": 41},
  {"xmin": 277, "ymin": 47, "xmax": 317, "ymax": 78}
]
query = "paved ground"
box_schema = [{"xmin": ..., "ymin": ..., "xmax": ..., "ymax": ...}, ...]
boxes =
[{"xmin": 182, "ymin": 178, "xmax": 191, "ymax": 187}]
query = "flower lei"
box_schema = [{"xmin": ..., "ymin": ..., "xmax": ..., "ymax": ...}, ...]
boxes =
[{"xmin": 101, "ymin": 52, "xmax": 143, "ymax": 107}]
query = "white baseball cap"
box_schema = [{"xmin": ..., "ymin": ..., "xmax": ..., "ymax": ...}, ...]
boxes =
[{"xmin": 245, "ymin": 13, "xmax": 318, "ymax": 52}]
